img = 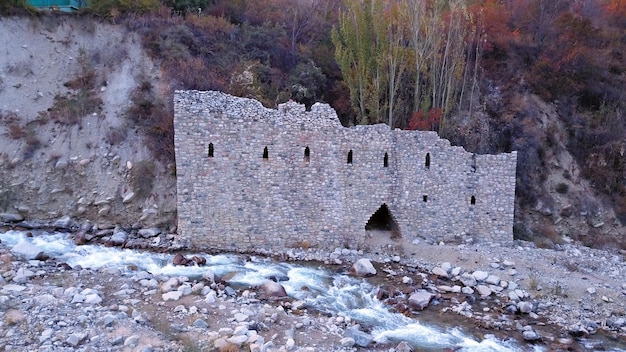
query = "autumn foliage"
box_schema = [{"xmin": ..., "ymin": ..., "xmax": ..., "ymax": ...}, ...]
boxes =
[{"xmin": 407, "ymin": 109, "xmax": 442, "ymax": 132}]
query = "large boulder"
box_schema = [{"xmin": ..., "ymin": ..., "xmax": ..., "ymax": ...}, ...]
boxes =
[
  {"xmin": 138, "ymin": 228, "xmax": 161, "ymax": 238},
  {"xmin": 260, "ymin": 280, "xmax": 288, "ymax": 298},
  {"xmin": 11, "ymin": 240, "xmax": 47, "ymax": 260},
  {"xmin": 349, "ymin": 258, "xmax": 377, "ymax": 277},
  {"xmin": 344, "ymin": 325, "xmax": 373, "ymax": 347},
  {"xmin": 0, "ymin": 213, "xmax": 24, "ymax": 222},
  {"xmin": 192, "ymin": 256, "xmax": 206, "ymax": 266},
  {"xmin": 408, "ymin": 290, "xmax": 435, "ymax": 311},
  {"xmin": 53, "ymin": 215, "xmax": 71, "ymax": 228},
  {"xmin": 108, "ymin": 230, "xmax": 128, "ymax": 246},
  {"xmin": 173, "ymin": 253, "xmax": 191, "ymax": 266}
]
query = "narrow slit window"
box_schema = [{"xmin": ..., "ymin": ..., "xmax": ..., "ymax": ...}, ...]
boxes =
[
  {"xmin": 347, "ymin": 150, "xmax": 353, "ymax": 164},
  {"xmin": 471, "ymin": 196, "xmax": 476, "ymax": 205},
  {"xmin": 384, "ymin": 152, "xmax": 389, "ymax": 167},
  {"xmin": 208, "ymin": 143, "xmax": 214, "ymax": 157},
  {"xmin": 304, "ymin": 146, "xmax": 310, "ymax": 162},
  {"xmin": 263, "ymin": 146, "xmax": 269, "ymax": 159},
  {"xmin": 471, "ymin": 153, "xmax": 476, "ymax": 172},
  {"xmin": 423, "ymin": 195, "xmax": 428, "ymax": 202},
  {"xmin": 425, "ymin": 153, "xmax": 431, "ymax": 169}
]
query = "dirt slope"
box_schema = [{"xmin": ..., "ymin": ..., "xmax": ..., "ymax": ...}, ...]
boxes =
[{"xmin": 0, "ymin": 15, "xmax": 177, "ymax": 230}]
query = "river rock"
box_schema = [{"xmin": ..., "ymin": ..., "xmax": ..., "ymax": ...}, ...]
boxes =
[
  {"xmin": 450, "ymin": 266, "xmax": 462, "ymax": 277},
  {"xmin": 193, "ymin": 318, "xmax": 209, "ymax": 328},
  {"xmin": 177, "ymin": 284, "xmax": 192, "ymax": 296},
  {"xmin": 472, "ymin": 271, "xmax": 489, "ymax": 282},
  {"xmin": 66, "ymin": 332, "xmax": 87, "ymax": 347},
  {"xmin": 339, "ymin": 337, "xmax": 355, "ymax": 347},
  {"xmin": 350, "ymin": 258, "xmax": 377, "ymax": 277},
  {"xmin": 161, "ymin": 277, "xmax": 179, "ymax": 293},
  {"xmin": 85, "ymin": 293, "xmax": 102, "ymax": 304},
  {"xmin": 53, "ymin": 215, "xmax": 71, "ymax": 228},
  {"xmin": 344, "ymin": 325, "xmax": 373, "ymax": 347},
  {"xmin": 485, "ymin": 275, "xmax": 501, "ymax": 285},
  {"xmin": 503, "ymin": 260, "xmax": 516, "ymax": 267},
  {"xmin": 162, "ymin": 291, "xmax": 183, "ymax": 301},
  {"xmin": 74, "ymin": 231, "xmax": 87, "ymax": 245},
  {"xmin": 505, "ymin": 303, "xmax": 518, "ymax": 314},
  {"xmin": 460, "ymin": 273, "xmax": 477, "ymax": 287},
  {"xmin": 124, "ymin": 335, "xmax": 140, "ymax": 347},
  {"xmin": 476, "ymin": 285, "xmax": 492, "ymax": 297},
  {"xmin": 432, "ymin": 267, "xmax": 448, "ymax": 277},
  {"xmin": 395, "ymin": 341, "xmax": 413, "ymax": 352},
  {"xmin": 0, "ymin": 212, "xmax": 24, "ymax": 222},
  {"xmin": 173, "ymin": 253, "xmax": 191, "ymax": 266},
  {"xmin": 34, "ymin": 294, "xmax": 57, "ymax": 306},
  {"xmin": 508, "ymin": 290, "xmax": 520, "ymax": 302},
  {"xmin": 109, "ymin": 230, "xmax": 128, "ymax": 246},
  {"xmin": 12, "ymin": 267, "xmax": 35, "ymax": 283},
  {"xmin": 522, "ymin": 329, "xmax": 541, "ymax": 341},
  {"xmin": 461, "ymin": 287, "xmax": 474, "ymax": 294},
  {"xmin": 192, "ymin": 255, "xmax": 206, "ymax": 265},
  {"xmin": 228, "ymin": 335, "xmax": 248, "ymax": 345},
  {"xmin": 11, "ymin": 240, "xmax": 45, "ymax": 260},
  {"xmin": 138, "ymin": 228, "xmax": 161, "ymax": 238},
  {"xmin": 408, "ymin": 290, "xmax": 435, "ymax": 311},
  {"xmin": 261, "ymin": 280, "xmax": 288, "ymax": 298},
  {"xmin": 203, "ymin": 269, "xmax": 215, "ymax": 283},
  {"xmin": 518, "ymin": 301, "xmax": 533, "ymax": 314}
]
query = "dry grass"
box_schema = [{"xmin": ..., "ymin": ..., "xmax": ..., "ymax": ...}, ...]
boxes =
[
  {"xmin": 7, "ymin": 123, "xmax": 25, "ymax": 139},
  {"xmin": 219, "ymin": 344, "xmax": 240, "ymax": 352}
]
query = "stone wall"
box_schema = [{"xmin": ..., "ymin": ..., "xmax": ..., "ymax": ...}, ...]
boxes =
[{"xmin": 174, "ymin": 91, "xmax": 517, "ymax": 252}]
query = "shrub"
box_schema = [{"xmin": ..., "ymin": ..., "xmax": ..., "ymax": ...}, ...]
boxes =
[
  {"xmin": 555, "ymin": 183, "xmax": 569, "ymax": 194},
  {"xmin": 0, "ymin": 0, "xmax": 31, "ymax": 14},
  {"xmin": 105, "ymin": 126, "xmax": 128, "ymax": 145},
  {"xmin": 532, "ymin": 223, "xmax": 563, "ymax": 249},
  {"xmin": 7, "ymin": 124, "xmax": 25, "ymax": 139},
  {"xmin": 48, "ymin": 49, "xmax": 102, "ymax": 125},
  {"xmin": 130, "ymin": 161, "xmax": 156, "ymax": 199},
  {"xmin": 22, "ymin": 128, "xmax": 42, "ymax": 160},
  {"xmin": 126, "ymin": 80, "xmax": 175, "ymax": 163},
  {"xmin": 47, "ymin": 91, "xmax": 102, "ymax": 125},
  {"xmin": 513, "ymin": 222, "xmax": 532, "ymax": 241},
  {"xmin": 88, "ymin": 0, "xmax": 160, "ymax": 17}
]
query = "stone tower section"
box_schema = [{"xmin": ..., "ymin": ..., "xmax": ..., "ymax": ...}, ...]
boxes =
[{"xmin": 174, "ymin": 90, "xmax": 517, "ymax": 252}]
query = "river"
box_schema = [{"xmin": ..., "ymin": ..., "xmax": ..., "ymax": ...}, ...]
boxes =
[{"xmin": 0, "ymin": 230, "xmax": 619, "ymax": 351}]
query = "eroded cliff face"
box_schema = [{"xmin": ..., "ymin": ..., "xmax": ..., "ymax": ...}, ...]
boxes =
[{"xmin": 0, "ymin": 16, "xmax": 177, "ymax": 231}]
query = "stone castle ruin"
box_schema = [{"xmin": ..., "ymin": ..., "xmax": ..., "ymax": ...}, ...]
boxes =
[{"xmin": 174, "ymin": 91, "xmax": 517, "ymax": 252}]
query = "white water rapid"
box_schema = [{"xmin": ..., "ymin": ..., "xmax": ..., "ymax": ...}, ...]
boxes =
[{"xmin": 0, "ymin": 230, "xmax": 540, "ymax": 351}]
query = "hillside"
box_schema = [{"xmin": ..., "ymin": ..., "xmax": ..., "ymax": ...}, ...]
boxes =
[
  {"xmin": 0, "ymin": 0, "xmax": 625, "ymax": 251},
  {"xmin": 0, "ymin": 16, "xmax": 178, "ymax": 231}
]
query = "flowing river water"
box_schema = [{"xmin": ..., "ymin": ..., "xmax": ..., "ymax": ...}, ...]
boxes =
[{"xmin": 0, "ymin": 230, "xmax": 621, "ymax": 351}]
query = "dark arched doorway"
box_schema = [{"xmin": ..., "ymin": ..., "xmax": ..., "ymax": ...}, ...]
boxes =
[{"xmin": 365, "ymin": 204, "xmax": 401, "ymax": 240}]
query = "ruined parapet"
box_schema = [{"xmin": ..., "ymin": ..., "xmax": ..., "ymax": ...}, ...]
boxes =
[{"xmin": 174, "ymin": 90, "xmax": 517, "ymax": 252}]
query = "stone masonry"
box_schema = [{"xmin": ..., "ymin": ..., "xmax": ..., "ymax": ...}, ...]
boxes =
[{"xmin": 174, "ymin": 90, "xmax": 517, "ymax": 252}]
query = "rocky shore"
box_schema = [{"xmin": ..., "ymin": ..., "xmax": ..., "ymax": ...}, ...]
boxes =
[{"xmin": 0, "ymin": 220, "xmax": 625, "ymax": 351}]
